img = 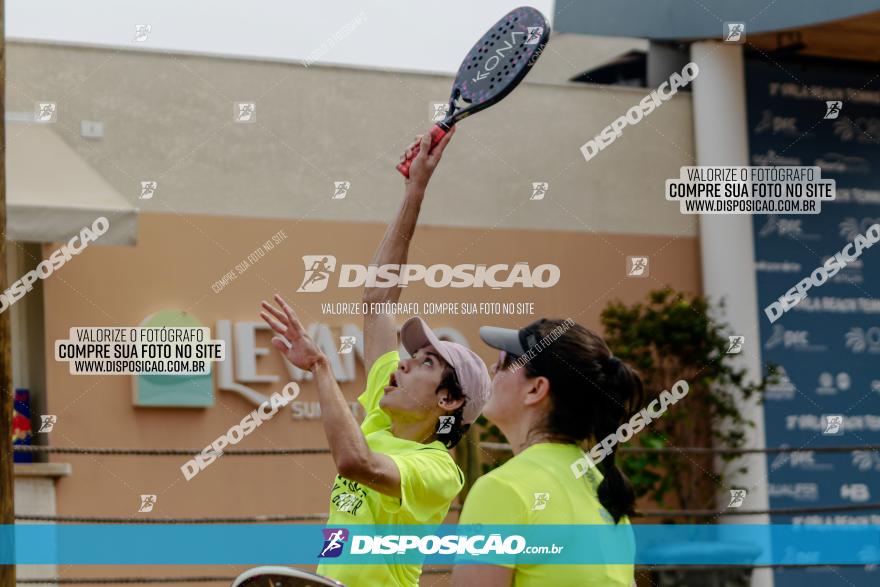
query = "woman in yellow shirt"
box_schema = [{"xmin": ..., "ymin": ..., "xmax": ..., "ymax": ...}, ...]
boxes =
[{"xmin": 452, "ymin": 319, "xmax": 643, "ymax": 587}]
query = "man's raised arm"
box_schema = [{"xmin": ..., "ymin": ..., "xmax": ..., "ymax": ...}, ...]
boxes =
[{"xmin": 362, "ymin": 127, "xmax": 457, "ymax": 372}]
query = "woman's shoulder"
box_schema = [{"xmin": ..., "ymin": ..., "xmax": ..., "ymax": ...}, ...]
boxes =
[
  {"xmin": 471, "ymin": 459, "xmax": 522, "ymax": 491},
  {"xmin": 472, "ymin": 450, "xmax": 543, "ymax": 493},
  {"xmin": 460, "ymin": 463, "xmax": 530, "ymax": 524}
]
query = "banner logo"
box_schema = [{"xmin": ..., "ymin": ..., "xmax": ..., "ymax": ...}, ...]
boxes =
[
  {"xmin": 298, "ymin": 257, "xmax": 559, "ymax": 291},
  {"xmin": 319, "ymin": 528, "xmax": 349, "ymax": 558}
]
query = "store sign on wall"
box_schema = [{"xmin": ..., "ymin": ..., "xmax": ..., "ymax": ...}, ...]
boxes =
[
  {"xmin": 134, "ymin": 310, "xmax": 470, "ymax": 419},
  {"xmin": 133, "ymin": 310, "xmax": 214, "ymax": 407},
  {"xmin": 219, "ymin": 320, "xmax": 470, "ymax": 419}
]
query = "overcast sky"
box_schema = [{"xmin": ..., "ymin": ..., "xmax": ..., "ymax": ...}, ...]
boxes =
[{"xmin": 8, "ymin": 0, "xmax": 556, "ymax": 74}]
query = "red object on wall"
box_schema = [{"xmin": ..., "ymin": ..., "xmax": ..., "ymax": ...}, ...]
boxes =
[{"xmin": 12, "ymin": 388, "xmax": 33, "ymax": 463}]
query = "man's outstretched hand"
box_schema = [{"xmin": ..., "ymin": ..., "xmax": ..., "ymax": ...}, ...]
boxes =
[
  {"xmin": 260, "ymin": 294, "xmax": 325, "ymax": 372},
  {"xmin": 402, "ymin": 125, "xmax": 456, "ymax": 192}
]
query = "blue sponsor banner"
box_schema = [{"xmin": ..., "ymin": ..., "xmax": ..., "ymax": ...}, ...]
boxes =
[
  {"xmin": 746, "ymin": 55, "xmax": 880, "ymax": 586},
  {"xmin": 2, "ymin": 524, "xmax": 880, "ymax": 565}
]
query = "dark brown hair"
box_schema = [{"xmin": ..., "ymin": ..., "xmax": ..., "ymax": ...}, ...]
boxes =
[
  {"xmin": 435, "ymin": 365, "xmax": 468, "ymax": 449},
  {"xmin": 507, "ymin": 318, "xmax": 644, "ymax": 523}
]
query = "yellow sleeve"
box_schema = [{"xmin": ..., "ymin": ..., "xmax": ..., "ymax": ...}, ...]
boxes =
[
  {"xmin": 358, "ymin": 350, "xmax": 398, "ymax": 435},
  {"xmin": 459, "ymin": 473, "xmax": 528, "ymax": 525},
  {"xmin": 380, "ymin": 447, "xmax": 464, "ymax": 522},
  {"xmin": 458, "ymin": 474, "xmax": 526, "ymax": 569}
]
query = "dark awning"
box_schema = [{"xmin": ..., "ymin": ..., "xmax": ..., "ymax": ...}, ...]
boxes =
[{"xmin": 553, "ymin": 0, "xmax": 880, "ymax": 40}]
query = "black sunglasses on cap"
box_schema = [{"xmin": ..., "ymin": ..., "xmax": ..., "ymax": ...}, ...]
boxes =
[{"xmin": 480, "ymin": 320, "xmax": 553, "ymax": 372}]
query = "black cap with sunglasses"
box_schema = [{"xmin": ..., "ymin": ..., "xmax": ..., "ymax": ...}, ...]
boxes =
[
  {"xmin": 480, "ymin": 318, "xmax": 620, "ymax": 370},
  {"xmin": 481, "ymin": 323, "xmax": 543, "ymax": 359},
  {"xmin": 479, "ymin": 318, "xmax": 578, "ymax": 373}
]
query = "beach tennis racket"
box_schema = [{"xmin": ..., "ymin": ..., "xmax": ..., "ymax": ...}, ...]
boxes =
[
  {"xmin": 232, "ymin": 566, "xmax": 344, "ymax": 587},
  {"xmin": 396, "ymin": 5, "xmax": 550, "ymax": 177}
]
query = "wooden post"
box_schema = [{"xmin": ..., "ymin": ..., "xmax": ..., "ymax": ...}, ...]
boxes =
[
  {"xmin": 462, "ymin": 427, "xmax": 480, "ymax": 501},
  {"xmin": 0, "ymin": 0, "xmax": 14, "ymax": 584}
]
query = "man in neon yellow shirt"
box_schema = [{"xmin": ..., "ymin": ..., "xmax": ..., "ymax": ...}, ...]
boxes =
[{"xmin": 261, "ymin": 126, "xmax": 491, "ymax": 587}]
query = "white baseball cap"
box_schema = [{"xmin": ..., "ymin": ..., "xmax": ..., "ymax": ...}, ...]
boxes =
[{"xmin": 400, "ymin": 317, "xmax": 491, "ymax": 425}]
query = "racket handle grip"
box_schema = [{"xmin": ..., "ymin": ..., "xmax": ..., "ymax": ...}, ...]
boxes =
[{"xmin": 396, "ymin": 124, "xmax": 449, "ymax": 178}]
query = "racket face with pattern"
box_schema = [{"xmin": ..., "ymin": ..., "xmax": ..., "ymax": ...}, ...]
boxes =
[
  {"xmin": 396, "ymin": 6, "xmax": 550, "ymax": 177},
  {"xmin": 447, "ymin": 6, "xmax": 550, "ymax": 124},
  {"xmin": 232, "ymin": 566, "xmax": 343, "ymax": 587}
]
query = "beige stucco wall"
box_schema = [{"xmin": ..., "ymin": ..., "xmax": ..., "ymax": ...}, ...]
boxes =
[{"xmin": 7, "ymin": 41, "xmax": 695, "ymax": 237}]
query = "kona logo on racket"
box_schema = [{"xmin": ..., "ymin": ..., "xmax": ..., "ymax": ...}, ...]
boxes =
[
  {"xmin": 473, "ymin": 28, "xmax": 533, "ymax": 82},
  {"xmin": 297, "ymin": 257, "xmax": 560, "ymax": 290}
]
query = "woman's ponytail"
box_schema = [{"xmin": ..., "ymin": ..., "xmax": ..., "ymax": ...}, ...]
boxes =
[
  {"xmin": 597, "ymin": 453, "xmax": 637, "ymax": 523},
  {"xmin": 523, "ymin": 319, "xmax": 645, "ymax": 524},
  {"xmin": 595, "ymin": 359, "xmax": 643, "ymax": 522}
]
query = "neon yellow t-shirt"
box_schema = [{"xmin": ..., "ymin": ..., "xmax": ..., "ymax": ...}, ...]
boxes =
[
  {"xmin": 458, "ymin": 442, "xmax": 634, "ymax": 587},
  {"xmin": 317, "ymin": 350, "xmax": 464, "ymax": 587}
]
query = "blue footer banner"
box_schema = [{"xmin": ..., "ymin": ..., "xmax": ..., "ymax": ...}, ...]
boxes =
[{"xmin": 2, "ymin": 524, "xmax": 880, "ymax": 565}]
